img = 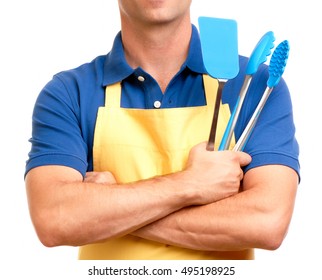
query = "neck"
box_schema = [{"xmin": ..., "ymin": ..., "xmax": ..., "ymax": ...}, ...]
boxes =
[{"xmin": 121, "ymin": 15, "xmax": 192, "ymax": 92}]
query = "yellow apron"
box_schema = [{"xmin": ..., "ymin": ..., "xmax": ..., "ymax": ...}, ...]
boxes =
[{"xmin": 79, "ymin": 75, "xmax": 254, "ymax": 260}]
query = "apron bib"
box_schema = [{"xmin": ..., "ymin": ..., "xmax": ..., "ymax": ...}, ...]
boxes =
[{"xmin": 79, "ymin": 75, "xmax": 254, "ymax": 260}]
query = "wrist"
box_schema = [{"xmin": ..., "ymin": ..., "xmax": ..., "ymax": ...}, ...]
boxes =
[{"xmin": 156, "ymin": 170, "xmax": 200, "ymax": 206}]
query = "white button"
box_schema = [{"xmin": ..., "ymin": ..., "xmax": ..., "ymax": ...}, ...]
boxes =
[
  {"xmin": 154, "ymin": 101, "xmax": 161, "ymax": 108},
  {"xmin": 137, "ymin": 76, "xmax": 145, "ymax": 82}
]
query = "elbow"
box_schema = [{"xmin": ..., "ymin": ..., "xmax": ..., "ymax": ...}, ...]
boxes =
[
  {"xmin": 256, "ymin": 215, "xmax": 291, "ymax": 251},
  {"xmin": 31, "ymin": 210, "xmax": 70, "ymax": 248},
  {"xmin": 260, "ymin": 229, "xmax": 285, "ymax": 251},
  {"xmin": 36, "ymin": 227, "xmax": 63, "ymax": 248},
  {"xmin": 37, "ymin": 232, "xmax": 61, "ymax": 248}
]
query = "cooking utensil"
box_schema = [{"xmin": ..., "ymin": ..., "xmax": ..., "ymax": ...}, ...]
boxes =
[
  {"xmin": 233, "ymin": 40, "xmax": 290, "ymax": 151},
  {"xmin": 198, "ymin": 16, "xmax": 239, "ymax": 151},
  {"xmin": 218, "ymin": 31, "xmax": 275, "ymax": 150}
]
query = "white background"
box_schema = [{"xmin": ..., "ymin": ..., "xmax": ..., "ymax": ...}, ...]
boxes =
[{"xmin": 1, "ymin": 1, "xmax": 320, "ymax": 279}]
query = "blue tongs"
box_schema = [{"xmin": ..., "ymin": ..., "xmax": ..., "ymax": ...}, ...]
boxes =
[
  {"xmin": 218, "ymin": 31, "xmax": 275, "ymax": 150},
  {"xmin": 233, "ymin": 40, "xmax": 290, "ymax": 151}
]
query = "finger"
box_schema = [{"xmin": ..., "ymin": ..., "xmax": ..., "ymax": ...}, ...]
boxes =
[
  {"xmin": 236, "ymin": 151, "xmax": 252, "ymax": 166},
  {"xmin": 239, "ymin": 169, "xmax": 244, "ymax": 181}
]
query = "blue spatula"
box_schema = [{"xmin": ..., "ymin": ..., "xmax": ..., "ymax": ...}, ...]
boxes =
[{"xmin": 198, "ymin": 17, "xmax": 239, "ymax": 151}]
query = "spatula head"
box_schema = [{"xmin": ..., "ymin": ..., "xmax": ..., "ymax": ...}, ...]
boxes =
[{"xmin": 199, "ymin": 17, "xmax": 239, "ymax": 79}]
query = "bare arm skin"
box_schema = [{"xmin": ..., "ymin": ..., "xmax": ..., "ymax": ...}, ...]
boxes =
[
  {"xmin": 132, "ymin": 164, "xmax": 298, "ymax": 251},
  {"xmin": 25, "ymin": 142, "xmax": 251, "ymax": 247}
]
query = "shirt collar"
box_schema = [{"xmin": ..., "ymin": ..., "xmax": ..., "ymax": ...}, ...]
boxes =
[
  {"xmin": 184, "ymin": 24, "xmax": 207, "ymax": 74},
  {"xmin": 102, "ymin": 24, "xmax": 206, "ymax": 86}
]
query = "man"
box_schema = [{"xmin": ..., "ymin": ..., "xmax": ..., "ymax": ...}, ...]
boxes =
[{"xmin": 25, "ymin": 0, "xmax": 299, "ymax": 260}]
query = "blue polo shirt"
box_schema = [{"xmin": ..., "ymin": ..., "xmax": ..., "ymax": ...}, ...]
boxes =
[{"xmin": 25, "ymin": 25, "xmax": 300, "ymax": 178}]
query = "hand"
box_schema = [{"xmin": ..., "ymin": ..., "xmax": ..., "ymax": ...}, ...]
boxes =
[
  {"xmin": 182, "ymin": 142, "xmax": 252, "ymax": 204},
  {"xmin": 84, "ymin": 171, "xmax": 117, "ymax": 185}
]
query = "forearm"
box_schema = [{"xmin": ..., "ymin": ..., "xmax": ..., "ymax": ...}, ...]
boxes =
[
  {"xmin": 26, "ymin": 167, "xmax": 196, "ymax": 247},
  {"xmin": 132, "ymin": 166, "xmax": 298, "ymax": 251},
  {"xmin": 133, "ymin": 191, "xmax": 259, "ymax": 251},
  {"xmin": 52, "ymin": 178, "xmax": 187, "ymax": 245}
]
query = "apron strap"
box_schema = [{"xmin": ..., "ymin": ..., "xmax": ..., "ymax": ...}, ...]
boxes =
[
  {"xmin": 202, "ymin": 74, "xmax": 219, "ymax": 107},
  {"xmin": 105, "ymin": 75, "xmax": 219, "ymax": 108},
  {"xmin": 105, "ymin": 82, "xmax": 122, "ymax": 108}
]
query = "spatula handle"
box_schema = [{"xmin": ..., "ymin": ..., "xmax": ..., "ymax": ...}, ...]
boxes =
[
  {"xmin": 206, "ymin": 81, "xmax": 224, "ymax": 151},
  {"xmin": 233, "ymin": 87, "xmax": 273, "ymax": 151}
]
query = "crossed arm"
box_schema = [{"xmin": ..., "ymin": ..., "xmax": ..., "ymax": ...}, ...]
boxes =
[
  {"xmin": 25, "ymin": 142, "xmax": 298, "ymax": 251},
  {"xmin": 132, "ymin": 165, "xmax": 298, "ymax": 251}
]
